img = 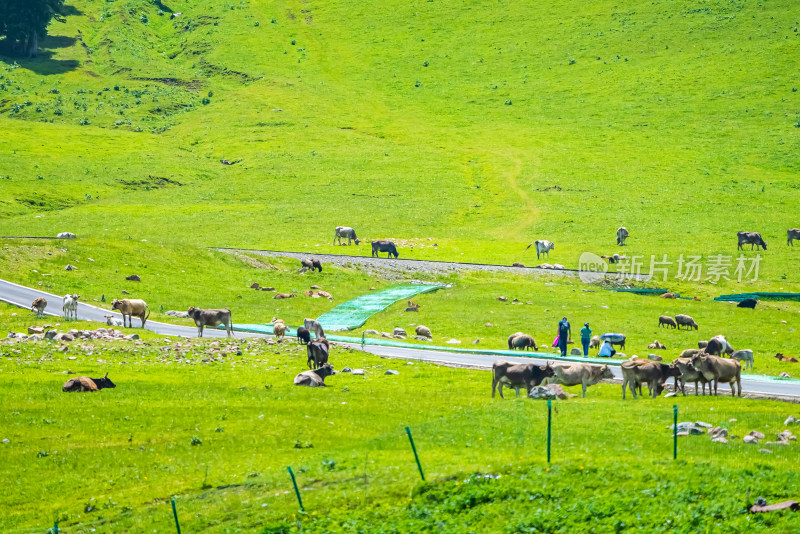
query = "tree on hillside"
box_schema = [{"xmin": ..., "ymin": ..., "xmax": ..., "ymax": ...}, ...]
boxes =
[{"xmin": 0, "ymin": 0, "xmax": 66, "ymax": 58}]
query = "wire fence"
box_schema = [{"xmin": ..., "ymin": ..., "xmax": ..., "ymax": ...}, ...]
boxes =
[{"xmin": 24, "ymin": 397, "xmax": 799, "ymax": 533}]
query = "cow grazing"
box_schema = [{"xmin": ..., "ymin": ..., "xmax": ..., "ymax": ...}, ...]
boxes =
[
  {"xmin": 546, "ymin": 363, "xmax": 613, "ymax": 398},
  {"xmin": 737, "ymin": 231, "xmax": 767, "ymax": 250},
  {"xmin": 371, "ymin": 240, "xmax": 399, "ymax": 258},
  {"xmin": 306, "ymin": 339, "xmax": 330, "ymax": 369},
  {"xmin": 616, "ymin": 227, "xmax": 629, "ymax": 246},
  {"xmin": 788, "ymin": 229, "xmax": 800, "ymax": 246},
  {"xmin": 296, "ymin": 326, "xmax": 311, "ymax": 345},
  {"xmin": 415, "ymin": 325, "xmax": 432, "ymax": 338},
  {"xmin": 272, "ymin": 320, "xmax": 287, "ymax": 340},
  {"xmin": 103, "ymin": 315, "xmax": 123, "ymax": 327},
  {"xmin": 187, "ymin": 307, "xmax": 233, "ymax": 337},
  {"xmin": 658, "ymin": 315, "xmax": 677, "ymax": 329},
  {"xmin": 303, "ymin": 318, "xmax": 325, "ymax": 339},
  {"xmin": 689, "ymin": 354, "xmax": 741, "ymax": 396},
  {"xmin": 300, "ymin": 258, "xmax": 323, "ymax": 272},
  {"xmin": 525, "ymin": 239, "xmax": 554, "ymax": 259},
  {"xmin": 62, "ymin": 294, "xmax": 79, "ymax": 320},
  {"xmin": 674, "ymin": 314, "xmax": 698, "ymax": 330},
  {"xmin": 333, "ymin": 226, "xmax": 360, "ymax": 246},
  {"xmin": 670, "ymin": 357, "xmax": 709, "ymax": 396},
  {"xmin": 111, "ymin": 298, "xmax": 150, "ymax": 328},
  {"xmin": 294, "ymin": 363, "xmax": 335, "ymax": 387},
  {"xmin": 63, "ymin": 373, "xmax": 116, "ymax": 393},
  {"xmin": 621, "ymin": 360, "xmax": 679, "ymax": 399},
  {"xmin": 31, "ymin": 297, "xmax": 47, "ymax": 317},
  {"xmin": 705, "ymin": 335, "xmax": 734, "ymax": 356},
  {"xmin": 737, "ymin": 298, "xmax": 757, "ymax": 310},
  {"xmin": 507, "ymin": 332, "xmax": 525, "ymax": 350},
  {"xmin": 491, "ymin": 360, "xmax": 555, "ymax": 398},
  {"xmin": 589, "ymin": 335, "xmax": 601, "ymax": 349},
  {"xmin": 731, "ymin": 349, "xmax": 754, "ymax": 370},
  {"xmin": 509, "ymin": 333, "xmax": 538, "ymax": 351}
]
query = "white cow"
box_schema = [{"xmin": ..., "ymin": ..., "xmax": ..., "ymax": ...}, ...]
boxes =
[
  {"xmin": 62, "ymin": 294, "xmax": 80, "ymax": 320},
  {"xmin": 525, "ymin": 239, "xmax": 554, "ymax": 259},
  {"xmin": 304, "ymin": 318, "xmax": 325, "ymax": 339},
  {"xmin": 332, "ymin": 226, "xmax": 360, "ymax": 245}
]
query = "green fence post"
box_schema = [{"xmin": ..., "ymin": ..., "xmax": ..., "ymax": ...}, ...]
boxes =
[
  {"xmin": 287, "ymin": 466, "xmax": 305, "ymax": 511},
  {"xmin": 54, "ymin": 523, "xmax": 59, "ymax": 534},
  {"xmin": 547, "ymin": 399, "xmax": 552, "ymax": 463},
  {"xmin": 405, "ymin": 426, "xmax": 425, "ymax": 481},
  {"xmin": 673, "ymin": 405, "xmax": 678, "ymax": 460},
  {"xmin": 170, "ymin": 497, "xmax": 182, "ymax": 534}
]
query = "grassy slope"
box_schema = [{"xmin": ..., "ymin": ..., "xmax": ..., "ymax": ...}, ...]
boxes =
[{"xmin": 1, "ymin": 323, "xmax": 798, "ymax": 532}]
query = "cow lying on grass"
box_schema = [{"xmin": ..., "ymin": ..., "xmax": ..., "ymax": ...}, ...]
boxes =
[
  {"xmin": 63, "ymin": 373, "xmax": 116, "ymax": 392},
  {"xmin": 294, "ymin": 363, "xmax": 335, "ymax": 387}
]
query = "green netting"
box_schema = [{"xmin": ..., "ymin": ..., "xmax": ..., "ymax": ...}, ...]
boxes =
[
  {"xmin": 609, "ymin": 288, "xmax": 668, "ymax": 294},
  {"xmin": 313, "ymin": 283, "xmax": 446, "ymax": 331},
  {"xmin": 715, "ymin": 292, "xmax": 800, "ymax": 302}
]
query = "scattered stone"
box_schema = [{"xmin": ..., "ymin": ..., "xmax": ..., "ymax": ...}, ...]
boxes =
[
  {"xmin": 126, "ymin": 274, "xmax": 140, "ymax": 281},
  {"xmin": 544, "ymin": 383, "xmax": 569, "ymax": 400},
  {"xmin": 341, "ymin": 367, "xmax": 352, "ymax": 373},
  {"xmin": 393, "ymin": 334, "xmax": 406, "ymax": 340},
  {"xmin": 364, "ymin": 330, "xmax": 380, "ymax": 335},
  {"xmin": 779, "ymin": 372, "xmax": 791, "ymax": 378},
  {"xmin": 28, "ymin": 326, "xmax": 44, "ymax": 335},
  {"xmin": 2, "ymin": 438, "xmax": 8, "ymax": 444},
  {"xmin": 262, "ymin": 287, "xmax": 275, "ymax": 291},
  {"xmin": 64, "ymin": 264, "xmax": 78, "ymax": 271},
  {"xmin": 351, "ymin": 369, "xmax": 365, "ymax": 375},
  {"xmin": 380, "ymin": 332, "xmax": 392, "ymax": 338},
  {"xmin": 55, "ymin": 333, "xmax": 75, "ymax": 342},
  {"xmin": 250, "ymin": 283, "xmax": 260, "ymax": 289},
  {"xmin": 393, "ymin": 328, "xmax": 407, "ymax": 337},
  {"xmin": 384, "ymin": 370, "xmax": 399, "ymax": 375},
  {"xmin": 695, "ymin": 421, "xmax": 712, "ymax": 428},
  {"xmin": 446, "ymin": 339, "xmax": 461, "ymax": 344},
  {"xmin": 570, "ymin": 348, "xmax": 582, "ymax": 356},
  {"xmin": 648, "ymin": 354, "xmax": 662, "ymax": 361},
  {"xmin": 670, "ymin": 422, "xmax": 703, "ymax": 434},
  {"xmin": 711, "ymin": 437, "xmax": 728, "ymax": 443},
  {"xmin": 749, "ymin": 431, "xmax": 766, "ymax": 440},
  {"xmin": 743, "ymin": 435, "xmax": 759, "ymax": 444},
  {"xmin": 528, "ymin": 386, "xmax": 558, "ymax": 400},
  {"xmin": 165, "ymin": 310, "xmax": 190, "ymax": 318},
  {"xmin": 729, "ymin": 418, "xmax": 737, "ymax": 423},
  {"xmin": 414, "ymin": 335, "xmax": 430, "ymax": 341},
  {"xmin": 485, "ymin": 323, "xmax": 493, "ymax": 327},
  {"xmin": 785, "ymin": 416, "xmax": 798, "ymax": 426},
  {"xmin": 497, "ymin": 296, "xmax": 507, "ymax": 302},
  {"xmin": 664, "ymin": 392, "xmax": 677, "ymax": 398},
  {"xmin": 758, "ymin": 448, "xmax": 773, "ymax": 454},
  {"xmin": 472, "ymin": 338, "xmax": 480, "ymax": 344}
]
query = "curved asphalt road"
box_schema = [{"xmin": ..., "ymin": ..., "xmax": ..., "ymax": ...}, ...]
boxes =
[{"xmin": 1, "ymin": 278, "xmax": 798, "ymax": 398}]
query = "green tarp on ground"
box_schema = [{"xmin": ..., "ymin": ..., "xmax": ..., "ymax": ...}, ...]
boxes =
[
  {"xmin": 715, "ymin": 293, "xmax": 800, "ymax": 302},
  {"xmin": 313, "ymin": 283, "xmax": 446, "ymax": 331}
]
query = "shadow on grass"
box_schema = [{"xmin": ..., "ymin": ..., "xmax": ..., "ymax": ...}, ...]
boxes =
[{"xmin": 0, "ymin": 35, "xmax": 80, "ymax": 75}]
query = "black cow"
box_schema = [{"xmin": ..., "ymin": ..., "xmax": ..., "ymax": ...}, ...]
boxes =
[
  {"xmin": 306, "ymin": 339, "xmax": 330, "ymax": 369},
  {"xmin": 63, "ymin": 373, "xmax": 116, "ymax": 392},
  {"xmin": 296, "ymin": 326, "xmax": 311, "ymax": 345},
  {"xmin": 737, "ymin": 231, "xmax": 767, "ymax": 250},
  {"xmin": 371, "ymin": 240, "xmax": 399, "ymax": 258},
  {"xmin": 737, "ymin": 298, "xmax": 758, "ymax": 310},
  {"xmin": 300, "ymin": 258, "xmax": 322, "ymax": 272}
]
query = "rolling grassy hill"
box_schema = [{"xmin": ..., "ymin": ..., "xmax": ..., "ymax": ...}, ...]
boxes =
[{"xmin": 0, "ymin": 0, "xmax": 799, "ymax": 272}]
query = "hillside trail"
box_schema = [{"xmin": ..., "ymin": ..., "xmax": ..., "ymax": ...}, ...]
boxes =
[{"xmin": 486, "ymin": 147, "xmax": 540, "ymax": 240}]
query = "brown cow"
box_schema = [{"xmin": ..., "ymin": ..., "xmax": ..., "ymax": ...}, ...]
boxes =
[
  {"xmin": 111, "ymin": 299, "xmax": 150, "ymax": 328},
  {"xmin": 621, "ymin": 360, "xmax": 679, "ymax": 399},
  {"xmin": 509, "ymin": 333, "xmax": 538, "ymax": 351},
  {"xmin": 273, "ymin": 320, "xmax": 287, "ymax": 340},
  {"xmin": 63, "ymin": 373, "xmax": 116, "ymax": 392},
  {"xmin": 670, "ymin": 357, "xmax": 709, "ymax": 396},
  {"xmin": 187, "ymin": 307, "xmax": 233, "ymax": 337},
  {"xmin": 491, "ymin": 360, "xmax": 555, "ymax": 399},
  {"xmin": 546, "ymin": 362, "xmax": 613, "ymax": 398},
  {"xmin": 31, "ymin": 297, "xmax": 47, "ymax": 317},
  {"xmin": 294, "ymin": 363, "xmax": 335, "ymax": 387},
  {"xmin": 689, "ymin": 354, "xmax": 741, "ymax": 396}
]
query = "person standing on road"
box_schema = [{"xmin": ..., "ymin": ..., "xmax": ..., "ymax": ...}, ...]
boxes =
[
  {"xmin": 557, "ymin": 316, "xmax": 571, "ymax": 357},
  {"xmin": 580, "ymin": 322, "xmax": 592, "ymax": 357}
]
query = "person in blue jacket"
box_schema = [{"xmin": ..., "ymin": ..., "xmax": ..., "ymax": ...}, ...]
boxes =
[{"xmin": 557, "ymin": 317, "xmax": 571, "ymax": 357}]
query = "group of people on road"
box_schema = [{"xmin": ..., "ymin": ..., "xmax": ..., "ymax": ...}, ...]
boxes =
[{"xmin": 556, "ymin": 317, "xmax": 615, "ymax": 358}]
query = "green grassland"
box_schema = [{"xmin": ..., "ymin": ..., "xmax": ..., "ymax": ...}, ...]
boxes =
[
  {"xmin": 1, "ymin": 323, "xmax": 799, "ymax": 533},
  {"xmin": 2, "ymin": 1, "xmax": 800, "ymax": 530}
]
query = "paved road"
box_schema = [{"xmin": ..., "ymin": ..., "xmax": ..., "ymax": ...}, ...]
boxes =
[{"xmin": 2, "ymin": 278, "xmax": 798, "ymax": 398}]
